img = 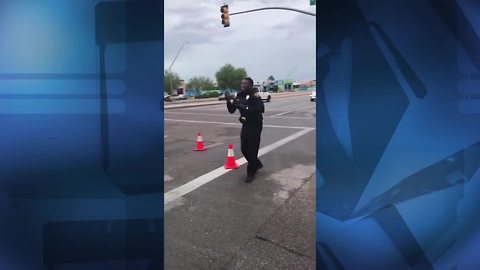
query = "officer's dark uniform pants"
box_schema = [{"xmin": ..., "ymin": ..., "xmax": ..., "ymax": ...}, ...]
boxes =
[{"xmin": 240, "ymin": 124, "xmax": 263, "ymax": 176}]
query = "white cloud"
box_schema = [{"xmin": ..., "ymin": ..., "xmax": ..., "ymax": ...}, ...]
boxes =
[{"xmin": 165, "ymin": 0, "xmax": 316, "ymax": 84}]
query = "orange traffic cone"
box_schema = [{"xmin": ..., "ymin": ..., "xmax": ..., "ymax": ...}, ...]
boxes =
[
  {"xmin": 194, "ymin": 132, "xmax": 207, "ymax": 151},
  {"xmin": 224, "ymin": 144, "xmax": 239, "ymax": 169}
]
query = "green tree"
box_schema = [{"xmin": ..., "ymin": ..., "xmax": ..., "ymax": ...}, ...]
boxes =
[
  {"xmin": 268, "ymin": 75, "xmax": 275, "ymax": 81},
  {"xmin": 164, "ymin": 70, "xmax": 181, "ymax": 94},
  {"xmin": 215, "ymin": 64, "xmax": 247, "ymax": 91},
  {"xmin": 187, "ymin": 76, "xmax": 216, "ymax": 90}
]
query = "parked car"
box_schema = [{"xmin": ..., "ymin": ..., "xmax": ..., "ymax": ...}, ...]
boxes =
[
  {"xmin": 165, "ymin": 94, "xmax": 187, "ymax": 101},
  {"xmin": 164, "ymin": 93, "xmax": 172, "ymax": 102},
  {"xmin": 253, "ymin": 86, "xmax": 272, "ymax": 102},
  {"xmin": 310, "ymin": 90, "xmax": 316, "ymax": 102}
]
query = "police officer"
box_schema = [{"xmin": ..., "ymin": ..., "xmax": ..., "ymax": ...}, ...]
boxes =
[{"xmin": 226, "ymin": 77, "xmax": 265, "ymax": 182}]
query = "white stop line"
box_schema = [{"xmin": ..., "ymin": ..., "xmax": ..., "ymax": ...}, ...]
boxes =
[{"xmin": 164, "ymin": 127, "xmax": 314, "ymax": 205}]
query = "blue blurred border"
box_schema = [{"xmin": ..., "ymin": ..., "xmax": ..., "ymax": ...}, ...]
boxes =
[
  {"xmin": 317, "ymin": 1, "xmax": 480, "ymax": 269},
  {"xmin": 0, "ymin": 1, "xmax": 163, "ymax": 269}
]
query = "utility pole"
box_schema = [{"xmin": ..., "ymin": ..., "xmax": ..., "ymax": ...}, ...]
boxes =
[{"xmin": 167, "ymin": 41, "xmax": 189, "ymax": 94}]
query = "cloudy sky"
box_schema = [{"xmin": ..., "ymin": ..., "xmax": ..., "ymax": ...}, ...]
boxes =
[{"xmin": 164, "ymin": 0, "xmax": 316, "ymax": 84}]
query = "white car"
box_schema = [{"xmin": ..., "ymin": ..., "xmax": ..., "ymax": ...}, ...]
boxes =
[
  {"xmin": 310, "ymin": 90, "xmax": 316, "ymax": 102},
  {"xmin": 164, "ymin": 93, "xmax": 172, "ymax": 102},
  {"xmin": 254, "ymin": 86, "xmax": 271, "ymax": 102}
]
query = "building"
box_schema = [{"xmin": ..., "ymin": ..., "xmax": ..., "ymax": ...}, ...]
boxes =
[
  {"xmin": 275, "ymin": 79, "xmax": 294, "ymax": 91},
  {"xmin": 258, "ymin": 79, "xmax": 294, "ymax": 92},
  {"xmin": 177, "ymin": 80, "xmax": 186, "ymax": 95},
  {"xmin": 293, "ymin": 80, "xmax": 316, "ymax": 90}
]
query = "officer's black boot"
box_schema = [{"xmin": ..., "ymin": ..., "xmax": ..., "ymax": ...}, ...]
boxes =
[
  {"xmin": 245, "ymin": 175, "xmax": 255, "ymax": 183},
  {"xmin": 245, "ymin": 163, "xmax": 255, "ymax": 182}
]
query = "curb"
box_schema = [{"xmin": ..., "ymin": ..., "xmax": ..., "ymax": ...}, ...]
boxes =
[{"xmin": 164, "ymin": 101, "xmax": 224, "ymax": 110}]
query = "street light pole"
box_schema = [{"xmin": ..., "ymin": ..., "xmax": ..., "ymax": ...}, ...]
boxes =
[{"xmin": 167, "ymin": 41, "xmax": 189, "ymax": 94}]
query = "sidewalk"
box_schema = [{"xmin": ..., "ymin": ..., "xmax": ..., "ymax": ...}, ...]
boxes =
[
  {"xmin": 164, "ymin": 91, "xmax": 311, "ymax": 110},
  {"xmin": 164, "ymin": 172, "xmax": 316, "ymax": 270},
  {"xmin": 226, "ymin": 175, "xmax": 316, "ymax": 270}
]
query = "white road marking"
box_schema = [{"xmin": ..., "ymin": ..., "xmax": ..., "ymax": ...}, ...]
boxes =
[
  {"xmin": 165, "ymin": 111, "xmax": 315, "ymax": 119},
  {"xmin": 270, "ymin": 105, "xmax": 316, "ymax": 117},
  {"xmin": 275, "ymin": 115, "xmax": 315, "ymax": 119},
  {"xmin": 207, "ymin": 142, "xmax": 224, "ymax": 148},
  {"xmin": 166, "ymin": 112, "xmax": 238, "ymax": 117},
  {"xmin": 164, "ymin": 128, "xmax": 314, "ymax": 205},
  {"xmin": 164, "ymin": 119, "xmax": 314, "ymax": 130}
]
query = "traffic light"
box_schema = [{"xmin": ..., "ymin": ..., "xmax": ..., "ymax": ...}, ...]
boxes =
[{"xmin": 220, "ymin": 4, "xmax": 230, "ymax": 27}]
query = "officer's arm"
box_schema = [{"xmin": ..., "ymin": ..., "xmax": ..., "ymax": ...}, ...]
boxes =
[{"xmin": 226, "ymin": 98, "xmax": 237, "ymax": 114}]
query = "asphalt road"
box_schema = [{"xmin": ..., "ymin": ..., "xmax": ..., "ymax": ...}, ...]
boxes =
[{"xmin": 164, "ymin": 94, "xmax": 316, "ymax": 270}]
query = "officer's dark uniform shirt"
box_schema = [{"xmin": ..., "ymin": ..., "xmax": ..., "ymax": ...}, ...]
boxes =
[{"xmin": 227, "ymin": 90, "xmax": 264, "ymax": 125}]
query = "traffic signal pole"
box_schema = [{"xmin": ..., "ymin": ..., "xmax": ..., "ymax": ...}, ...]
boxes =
[
  {"xmin": 230, "ymin": 7, "xmax": 316, "ymax": 17},
  {"xmin": 220, "ymin": 5, "xmax": 315, "ymax": 28}
]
